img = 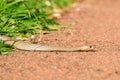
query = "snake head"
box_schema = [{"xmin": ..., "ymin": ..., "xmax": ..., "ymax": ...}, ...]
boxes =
[{"xmin": 79, "ymin": 45, "xmax": 95, "ymax": 51}]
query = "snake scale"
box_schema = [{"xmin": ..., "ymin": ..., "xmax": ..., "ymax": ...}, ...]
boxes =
[{"xmin": 0, "ymin": 35, "xmax": 94, "ymax": 51}]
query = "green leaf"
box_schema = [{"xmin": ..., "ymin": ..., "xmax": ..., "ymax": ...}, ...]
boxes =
[{"xmin": 45, "ymin": 24, "xmax": 68, "ymax": 30}]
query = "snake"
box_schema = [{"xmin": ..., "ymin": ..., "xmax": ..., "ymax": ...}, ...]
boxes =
[{"xmin": 0, "ymin": 35, "xmax": 94, "ymax": 52}]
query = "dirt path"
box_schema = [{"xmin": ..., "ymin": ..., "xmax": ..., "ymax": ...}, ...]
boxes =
[{"xmin": 0, "ymin": 0, "xmax": 120, "ymax": 80}]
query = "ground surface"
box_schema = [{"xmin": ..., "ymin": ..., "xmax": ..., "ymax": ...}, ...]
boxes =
[{"xmin": 0, "ymin": 0, "xmax": 120, "ymax": 80}]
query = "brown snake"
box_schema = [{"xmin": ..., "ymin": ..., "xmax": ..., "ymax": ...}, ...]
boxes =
[{"xmin": 0, "ymin": 35, "xmax": 94, "ymax": 51}]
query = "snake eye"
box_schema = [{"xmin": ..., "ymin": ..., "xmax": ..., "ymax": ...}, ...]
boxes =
[
  {"xmin": 89, "ymin": 45, "xmax": 94, "ymax": 49},
  {"xmin": 90, "ymin": 46, "xmax": 92, "ymax": 48}
]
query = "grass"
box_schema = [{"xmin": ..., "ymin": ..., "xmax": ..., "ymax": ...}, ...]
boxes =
[
  {"xmin": 0, "ymin": 0, "xmax": 77, "ymax": 54},
  {"xmin": 0, "ymin": 40, "xmax": 13, "ymax": 54}
]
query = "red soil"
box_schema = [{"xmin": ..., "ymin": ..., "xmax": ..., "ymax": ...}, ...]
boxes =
[{"xmin": 0, "ymin": 0, "xmax": 120, "ymax": 80}]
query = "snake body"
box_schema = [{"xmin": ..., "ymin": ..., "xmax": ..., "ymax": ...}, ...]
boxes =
[{"xmin": 0, "ymin": 35, "xmax": 94, "ymax": 51}]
